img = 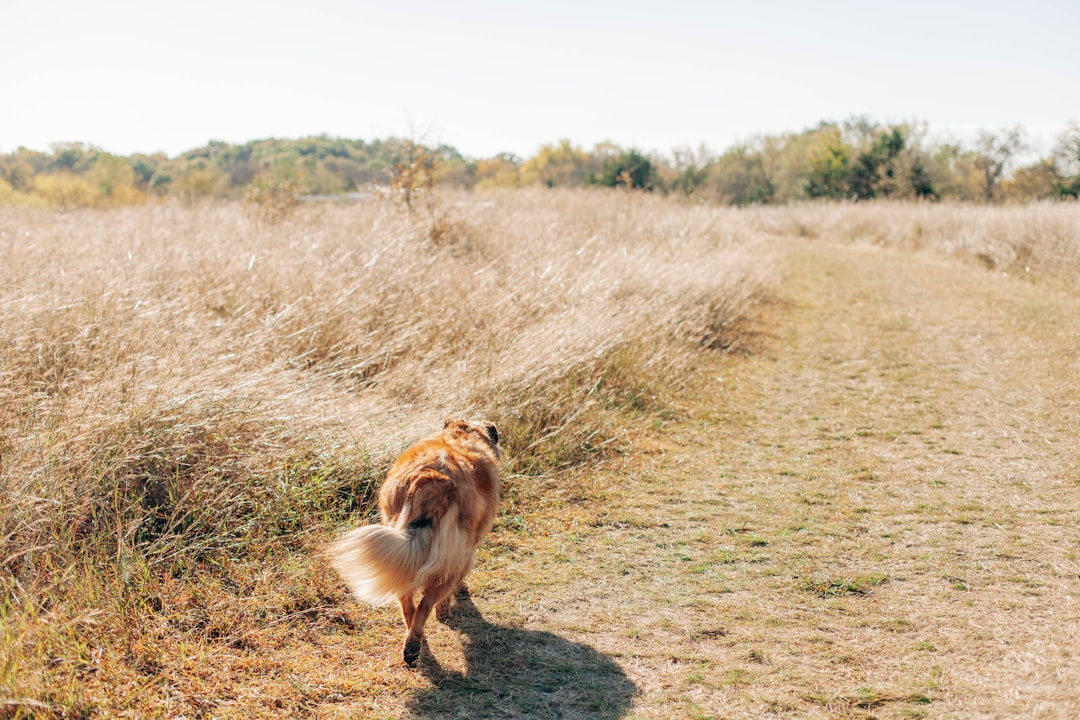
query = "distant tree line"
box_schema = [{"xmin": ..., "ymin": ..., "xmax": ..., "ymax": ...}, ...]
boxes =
[
  {"xmin": 0, "ymin": 136, "xmax": 474, "ymax": 209},
  {"xmin": 2, "ymin": 118, "xmax": 1078, "ymax": 209}
]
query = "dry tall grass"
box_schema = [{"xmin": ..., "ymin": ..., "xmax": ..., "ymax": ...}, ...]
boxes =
[
  {"xmin": 9, "ymin": 191, "xmax": 1076, "ymax": 717},
  {"xmin": 0, "ymin": 188, "xmax": 766, "ymax": 716},
  {"xmin": 748, "ymin": 200, "xmax": 1080, "ymax": 284}
]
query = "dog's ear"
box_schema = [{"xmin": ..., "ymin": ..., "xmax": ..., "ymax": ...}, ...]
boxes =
[
  {"xmin": 443, "ymin": 418, "xmax": 455, "ymax": 429},
  {"xmin": 485, "ymin": 423, "xmax": 499, "ymax": 447}
]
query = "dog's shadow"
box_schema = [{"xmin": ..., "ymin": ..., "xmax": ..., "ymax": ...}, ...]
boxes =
[{"xmin": 408, "ymin": 591, "xmax": 636, "ymax": 719}]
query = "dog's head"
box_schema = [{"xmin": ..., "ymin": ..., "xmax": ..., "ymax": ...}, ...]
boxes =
[{"xmin": 443, "ymin": 418, "xmax": 501, "ymax": 459}]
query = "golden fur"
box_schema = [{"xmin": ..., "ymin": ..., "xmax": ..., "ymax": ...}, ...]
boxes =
[{"xmin": 326, "ymin": 419, "xmax": 501, "ymax": 666}]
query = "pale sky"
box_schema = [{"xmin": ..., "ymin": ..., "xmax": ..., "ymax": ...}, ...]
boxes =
[{"xmin": 3, "ymin": 0, "xmax": 1077, "ymax": 159}]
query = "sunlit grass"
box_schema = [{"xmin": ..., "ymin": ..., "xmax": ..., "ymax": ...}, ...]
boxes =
[{"xmin": 0, "ymin": 188, "xmax": 766, "ymax": 717}]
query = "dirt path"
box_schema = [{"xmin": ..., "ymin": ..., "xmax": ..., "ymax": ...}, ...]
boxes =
[{"xmin": 412, "ymin": 237, "xmax": 1080, "ymax": 720}]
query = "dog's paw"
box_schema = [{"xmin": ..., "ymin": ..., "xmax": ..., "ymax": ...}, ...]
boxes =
[{"xmin": 403, "ymin": 636, "xmax": 423, "ymax": 667}]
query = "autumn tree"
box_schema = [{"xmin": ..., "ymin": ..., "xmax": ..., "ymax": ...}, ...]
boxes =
[
  {"xmin": 474, "ymin": 153, "xmax": 522, "ymax": 189},
  {"xmin": 520, "ymin": 139, "xmax": 592, "ymax": 187},
  {"xmin": 0, "ymin": 148, "xmax": 46, "ymax": 191},
  {"xmin": 87, "ymin": 154, "xmax": 145, "ymax": 205},
  {"xmin": 172, "ymin": 165, "xmax": 229, "ymax": 202},
  {"xmin": 383, "ymin": 138, "xmax": 437, "ymax": 213},
  {"xmin": 32, "ymin": 172, "xmax": 96, "ymax": 209},
  {"xmin": 1003, "ymin": 159, "xmax": 1066, "ymax": 201},
  {"xmin": 0, "ymin": 176, "xmax": 36, "ymax": 205}
]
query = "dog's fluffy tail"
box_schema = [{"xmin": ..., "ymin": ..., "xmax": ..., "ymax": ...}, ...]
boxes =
[{"xmin": 326, "ymin": 504, "xmax": 474, "ymax": 605}]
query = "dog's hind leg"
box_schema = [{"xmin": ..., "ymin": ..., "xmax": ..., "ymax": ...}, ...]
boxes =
[
  {"xmin": 434, "ymin": 595, "xmax": 452, "ymax": 622},
  {"xmin": 434, "ymin": 581, "xmax": 469, "ymax": 621},
  {"xmin": 402, "ymin": 579, "xmax": 457, "ymax": 666},
  {"xmin": 399, "ymin": 593, "xmax": 416, "ymax": 628}
]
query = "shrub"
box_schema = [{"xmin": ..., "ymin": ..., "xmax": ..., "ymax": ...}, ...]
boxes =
[{"xmin": 588, "ymin": 149, "xmax": 658, "ymax": 190}]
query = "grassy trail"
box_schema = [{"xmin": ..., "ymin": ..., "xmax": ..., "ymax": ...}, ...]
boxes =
[{"xmin": 432, "ymin": 237, "xmax": 1080, "ymax": 719}]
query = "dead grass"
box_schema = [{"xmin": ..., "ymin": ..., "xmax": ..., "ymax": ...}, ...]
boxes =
[
  {"xmin": 5, "ymin": 194, "xmax": 1080, "ymax": 718},
  {"xmin": 0, "ymin": 188, "xmax": 766, "ymax": 718},
  {"xmin": 747, "ymin": 200, "xmax": 1080, "ymax": 287}
]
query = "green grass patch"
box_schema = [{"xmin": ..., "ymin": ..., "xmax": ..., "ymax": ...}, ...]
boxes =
[{"xmin": 797, "ymin": 574, "xmax": 891, "ymax": 597}]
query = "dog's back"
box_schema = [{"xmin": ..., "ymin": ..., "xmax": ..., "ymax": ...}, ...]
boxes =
[
  {"xmin": 328, "ymin": 419, "xmax": 501, "ymax": 607},
  {"xmin": 379, "ymin": 419, "xmax": 500, "ymax": 547}
]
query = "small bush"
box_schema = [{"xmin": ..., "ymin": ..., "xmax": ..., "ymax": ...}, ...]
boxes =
[
  {"xmin": 243, "ymin": 175, "xmax": 302, "ymax": 222},
  {"xmin": 588, "ymin": 149, "xmax": 658, "ymax": 191}
]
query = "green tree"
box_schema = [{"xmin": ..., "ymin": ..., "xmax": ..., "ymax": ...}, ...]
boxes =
[
  {"xmin": 843, "ymin": 123, "xmax": 937, "ymax": 200},
  {"xmin": 588, "ymin": 149, "xmax": 657, "ymax": 190},
  {"xmin": 847, "ymin": 125, "xmax": 904, "ymax": 200},
  {"xmin": 129, "ymin": 153, "xmax": 165, "ymax": 192},
  {"xmin": 49, "ymin": 142, "xmax": 97, "ymax": 173},
  {"xmin": 802, "ymin": 143, "xmax": 850, "ymax": 199}
]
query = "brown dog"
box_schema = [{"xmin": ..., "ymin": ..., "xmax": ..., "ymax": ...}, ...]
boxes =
[{"xmin": 327, "ymin": 419, "xmax": 501, "ymax": 666}]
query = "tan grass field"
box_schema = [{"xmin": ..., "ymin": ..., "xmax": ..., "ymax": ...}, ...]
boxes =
[{"xmin": 2, "ymin": 192, "xmax": 1079, "ymax": 718}]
